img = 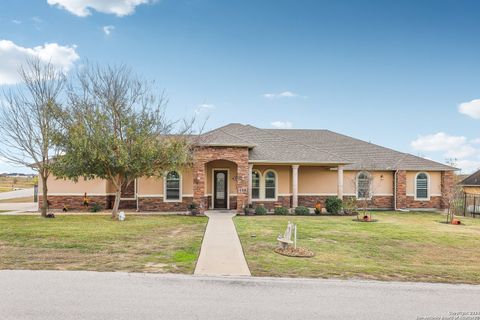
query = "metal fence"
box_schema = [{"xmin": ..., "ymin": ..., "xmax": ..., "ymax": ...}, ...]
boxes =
[{"xmin": 464, "ymin": 193, "xmax": 480, "ymax": 218}]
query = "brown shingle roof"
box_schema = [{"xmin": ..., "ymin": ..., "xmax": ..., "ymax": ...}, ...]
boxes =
[{"xmin": 198, "ymin": 124, "xmax": 456, "ymax": 171}]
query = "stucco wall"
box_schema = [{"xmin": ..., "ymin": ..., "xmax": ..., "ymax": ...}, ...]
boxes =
[
  {"xmin": 406, "ymin": 171, "xmax": 442, "ymax": 196},
  {"xmin": 252, "ymin": 165, "xmax": 291, "ymax": 194},
  {"xmin": 40, "ymin": 176, "xmax": 107, "ymax": 195}
]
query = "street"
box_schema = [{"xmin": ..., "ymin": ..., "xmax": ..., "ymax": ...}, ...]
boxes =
[{"xmin": 0, "ymin": 270, "xmax": 478, "ymax": 319}]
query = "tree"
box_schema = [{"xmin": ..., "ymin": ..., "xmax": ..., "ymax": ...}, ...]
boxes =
[
  {"xmin": 0, "ymin": 58, "xmax": 66, "ymax": 217},
  {"xmin": 53, "ymin": 64, "xmax": 194, "ymax": 218},
  {"xmin": 347, "ymin": 169, "xmax": 381, "ymax": 221}
]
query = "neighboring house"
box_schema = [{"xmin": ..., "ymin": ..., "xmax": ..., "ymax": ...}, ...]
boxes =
[
  {"xmin": 460, "ymin": 170, "xmax": 480, "ymax": 216},
  {"xmin": 460, "ymin": 170, "xmax": 480, "ymax": 195},
  {"xmin": 40, "ymin": 123, "xmax": 456, "ymax": 212}
]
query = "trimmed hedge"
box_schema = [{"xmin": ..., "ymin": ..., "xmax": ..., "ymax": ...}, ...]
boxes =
[
  {"xmin": 294, "ymin": 206, "xmax": 310, "ymax": 215},
  {"xmin": 274, "ymin": 206, "xmax": 290, "ymax": 215},
  {"xmin": 255, "ymin": 206, "xmax": 267, "ymax": 215},
  {"xmin": 325, "ymin": 197, "xmax": 343, "ymax": 214}
]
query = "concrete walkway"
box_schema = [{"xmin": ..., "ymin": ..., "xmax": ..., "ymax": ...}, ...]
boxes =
[{"xmin": 194, "ymin": 211, "xmax": 251, "ymax": 276}]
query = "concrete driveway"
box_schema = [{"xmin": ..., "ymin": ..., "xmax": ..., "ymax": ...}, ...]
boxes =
[
  {"xmin": 0, "ymin": 188, "xmax": 34, "ymax": 200},
  {"xmin": 0, "ymin": 202, "xmax": 37, "ymax": 213},
  {"xmin": 0, "ymin": 271, "xmax": 479, "ymax": 320}
]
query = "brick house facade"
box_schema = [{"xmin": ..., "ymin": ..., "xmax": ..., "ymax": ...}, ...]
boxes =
[{"xmin": 41, "ymin": 124, "xmax": 456, "ymax": 212}]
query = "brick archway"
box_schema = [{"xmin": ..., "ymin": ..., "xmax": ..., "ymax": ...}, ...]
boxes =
[{"xmin": 193, "ymin": 146, "xmax": 249, "ymax": 212}]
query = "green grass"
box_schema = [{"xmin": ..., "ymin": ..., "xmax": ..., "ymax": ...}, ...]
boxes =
[
  {"xmin": 0, "ymin": 215, "xmax": 207, "ymax": 273},
  {"xmin": 234, "ymin": 212, "xmax": 480, "ymax": 284}
]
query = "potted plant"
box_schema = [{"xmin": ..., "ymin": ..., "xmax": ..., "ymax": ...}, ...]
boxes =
[
  {"xmin": 314, "ymin": 202, "xmax": 322, "ymax": 215},
  {"xmin": 188, "ymin": 202, "xmax": 200, "ymax": 216},
  {"xmin": 244, "ymin": 204, "xmax": 255, "ymax": 215}
]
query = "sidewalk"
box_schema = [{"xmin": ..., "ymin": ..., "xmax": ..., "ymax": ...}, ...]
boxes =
[{"xmin": 194, "ymin": 211, "xmax": 251, "ymax": 276}]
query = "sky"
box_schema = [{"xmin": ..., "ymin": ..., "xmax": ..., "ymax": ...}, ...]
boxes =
[{"xmin": 0, "ymin": 0, "xmax": 479, "ymax": 174}]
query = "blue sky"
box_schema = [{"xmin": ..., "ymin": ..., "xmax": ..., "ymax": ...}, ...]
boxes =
[{"xmin": 1, "ymin": 0, "xmax": 479, "ymax": 173}]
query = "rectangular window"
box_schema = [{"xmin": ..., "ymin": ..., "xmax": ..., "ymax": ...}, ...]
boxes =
[
  {"xmin": 166, "ymin": 172, "xmax": 180, "ymax": 200},
  {"xmin": 416, "ymin": 180, "xmax": 428, "ymax": 199}
]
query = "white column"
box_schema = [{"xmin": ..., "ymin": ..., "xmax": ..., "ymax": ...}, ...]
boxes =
[
  {"xmin": 248, "ymin": 163, "xmax": 253, "ymax": 204},
  {"xmin": 337, "ymin": 165, "xmax": 344, "ymax": 200},
  {"xmin": 292, "ymin": 165, "xmax": 299, "ymax": 208}
]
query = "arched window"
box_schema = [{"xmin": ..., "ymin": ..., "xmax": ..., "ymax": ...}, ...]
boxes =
[
  {"xmin": 357, "ymin": 172, "xmax": 371, "ymax": 199},
  {"xmin": 252, "ymin": 170, "xmax": 261, "ymax": 199},
  {"xmin": 165, "ymin": 171, "xmax": 181, "ymax": 201},
  {"xmin": 415, "ymin": 172, "xmax": 429, "ymax": 200},
  {"xmin": 264, "ymin": 170, "xmax": 276, "ymax": 199}
]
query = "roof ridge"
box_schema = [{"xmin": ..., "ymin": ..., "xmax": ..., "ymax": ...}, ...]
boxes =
[
  {"xmin": 216, "ymin": 126, "xmax": 257, "ymax": 146},
  {"xmin": 248, "ymin": 125, "xmax": 350, "ymax": 163}
]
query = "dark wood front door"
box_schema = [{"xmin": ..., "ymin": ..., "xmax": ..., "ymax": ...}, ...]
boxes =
[{"xmin": 214, "ymin": 170, "xmax": 228, "ymax": 209}]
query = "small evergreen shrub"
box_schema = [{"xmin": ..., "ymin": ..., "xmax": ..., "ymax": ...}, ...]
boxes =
[
  {"xmin": 255, "ymin": 206, "xmax": 267, "ymax": 215},
  {"xmin": 294, "ymin": 206, "xmax": 310, "ymax": 215},
  {"xmin": 90, "ymin": 203, "xmax": 103, "ymax": 213},
  {"xmin": 325, "ymin": 197, "xmax": 342, "ymax": 214},
  {"xmin": 274, "ymin": 206, "xmax": 289, "ymax": 215}
]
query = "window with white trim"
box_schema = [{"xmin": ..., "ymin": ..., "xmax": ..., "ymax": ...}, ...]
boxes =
[
  {"xmin": 357, "ymin": 172, "xmax": 371, "ymax": 199},
  {"xmin": 165, "ymin": 171, "xmax": 180, "ymax": 200},
  {"xmin": 252, "ymin": 170, "xmax": 260, "ymax": 199},
  {"xmin": 416, "ymin": 172, "xmax": 428, "ymax": 199},
  {"xmin": 264, "ymin": 170, "xmax": 276, "ymax": 199}
]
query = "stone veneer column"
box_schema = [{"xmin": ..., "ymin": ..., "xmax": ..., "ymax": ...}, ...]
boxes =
[
  {"xmin": 248, "ymin": 163, "xmax": 253, "ymax": 205},
  {"xmin": 337, "ymin": 165, "xmax": 344, "ymax": 200},
  {"xmin": 395, "ymin": 170, "xmax": 407, "ymax": 210},
  {"xmin": 193, "ymin": 159, "xmax": 206, "ymax": 212},
  {"xmin": 441, "ymin": 171, "xmax": 454, "ymax": 209},
  {"xmin": 292, "ymin": 165, "xmax": 299, "ymax": 208},
  {"xmin": 236, "ymin": 161, "xmax": 249, "ymax": 212}
]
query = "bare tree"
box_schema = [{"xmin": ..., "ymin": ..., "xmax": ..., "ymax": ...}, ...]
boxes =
[
  {"xmin": 347, "ymin": 169, "xmax": 381, "ymax": 221},
  {"xmin": 0, "ymin": 58, "xmax": 66, "ymax": 217}
]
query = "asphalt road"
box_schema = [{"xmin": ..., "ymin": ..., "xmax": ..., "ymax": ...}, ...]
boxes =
[
  {"xmin": 0, "ymin": 188, "xmax": 34, "ymax": 200},
  {"xmin": 1, "ymin": 271, "xmax": 479, "ymax": 320}
]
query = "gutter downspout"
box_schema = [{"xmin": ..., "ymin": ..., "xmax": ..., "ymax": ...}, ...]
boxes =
[{"xmin": 394, "ymin": 170, "xmax": 398, "ymax": 211}]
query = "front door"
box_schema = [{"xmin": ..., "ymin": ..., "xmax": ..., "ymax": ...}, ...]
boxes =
[{"xmin": 214, "ymin": 170, "xmax": 228, "ymax": 209}]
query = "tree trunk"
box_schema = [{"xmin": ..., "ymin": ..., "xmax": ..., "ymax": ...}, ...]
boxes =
[
  {"xmin": 41, "ymin": 173, "xmax": 48, "ymax": 217},
  {"xmin": 112, "ymin": 188, "xmax": 121, "ymax": 219}
]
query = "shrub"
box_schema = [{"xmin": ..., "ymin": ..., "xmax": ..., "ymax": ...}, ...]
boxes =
[
  {"xmin": 90, "ymin": 203, "xmax": 102, "ymax": 213},
  {"xmin": 294, "ymin": 206, "xmax": 310, "ymax": 215},
  {"xmin": 274, "ymin": 206, "xmax": 289, "ymax": 215},
  {"xmin": 255, "ymin": 205, "xmax": 267, "ymax": 215},
  {"xmin": 325, "ymin": 197, "xmax": 342, "ymax": 214}
]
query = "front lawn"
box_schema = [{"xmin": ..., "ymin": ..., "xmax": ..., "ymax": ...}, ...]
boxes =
[
  {"xmin": 0, "ymin": 215, "xmax": 207, "ymax": 273},
  {"xmin": 235, "ymin": 212, "xmax": 480, "ymax": 284}
]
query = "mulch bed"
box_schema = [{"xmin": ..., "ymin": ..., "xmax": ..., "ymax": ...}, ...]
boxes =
[{"xmin": 274, "ymin": 246, "xmax": 314, "ymax": 258}]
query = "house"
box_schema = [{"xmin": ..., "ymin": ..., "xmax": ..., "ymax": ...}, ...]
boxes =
[
  {"xmin": 41, "ymin": 123, "xmax": 456, "ymax": 212},
  {"xmin": 460, "ymin": 169, "xmax": 480, "ymax": 195}
]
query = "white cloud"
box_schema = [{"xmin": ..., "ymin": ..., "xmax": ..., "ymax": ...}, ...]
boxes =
[
  {"xmin": 456, "ymin": 159, "xmax": 480, "ymax": 173},
  {"xmin": 411, "ymin": 132, "xmax": 480, "ymax": 173},
  {"xmin": 270, "ymin": 121, "xmax": 293, "ymax": 129},
  {"xmin": 12, "ymin": 19, "xmax": 22, "ymax": 24},
  {"xmin": 263, "ymin": 91, "xmax": 298, "ymax": 99},
  {"xmin": 471, "ymin": 138, "xmax": 480, "ymax": 144},
  {"xmin": 459, "ymin": 99, "xmax": 480, "ymax": 119},
  {"xmin": 102, "ymin": 25, "xmax": 115, "ymax": 36},
  {"xmin": 47, "ymin": 0, "xmax": 153, "ymax": 17},
  {"xmin": 411, "ymin": 132, "xmax": 466, "ymax": 152},
  {"xmin": 195, "ymin": 103, "xmax": 215, "ymax": 114},
  {"xmin": 0, "ymin": 40, "xmax": 79, "ymax": 85}
]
